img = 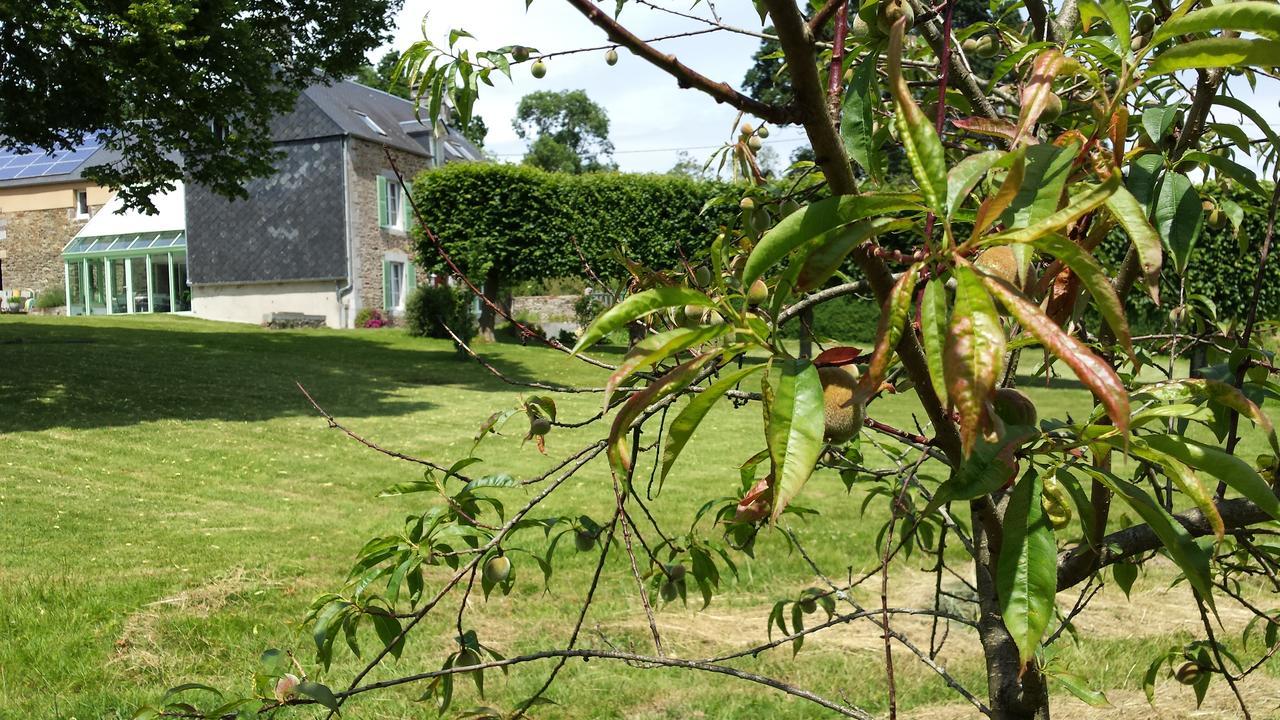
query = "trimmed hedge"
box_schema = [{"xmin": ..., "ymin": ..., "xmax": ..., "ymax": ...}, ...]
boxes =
[
  {"xmin": 409, "ymin": 163, "xmax": 739, "ymax": 284},
  {"xmin": 410, "ymin": 164, "xmax": 1276, "ymax": 340},
  {"xmin": 1099, "ymin": 181, "xmax": 1280, "ymax": 329}
]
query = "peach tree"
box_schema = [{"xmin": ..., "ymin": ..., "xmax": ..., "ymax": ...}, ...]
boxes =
[{"xmin": 139, "ymin": 1, "xmax": 1280, "ymax": 719}]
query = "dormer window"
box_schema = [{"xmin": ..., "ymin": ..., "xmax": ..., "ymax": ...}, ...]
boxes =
[{"xmin": 353, "ymin": 109, "xmax": 387, "ymax": 136}]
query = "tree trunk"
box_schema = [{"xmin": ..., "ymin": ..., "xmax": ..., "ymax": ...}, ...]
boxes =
[
  {"xmin": 478, "ymin": 268, "xmax": 501, "ymax": 342},
  {"xmin": 972, "ymin": 501, "xmax": 1052, "ymax": 719}
]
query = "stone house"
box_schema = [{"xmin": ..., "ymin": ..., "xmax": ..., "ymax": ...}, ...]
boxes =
[
  {"xmin": 8, "ymin": 80, "xmax": 481, "ymax": 327},
  {"xmin": 0, "ymin": 142, "xmax": 114, "ymax": 294}
]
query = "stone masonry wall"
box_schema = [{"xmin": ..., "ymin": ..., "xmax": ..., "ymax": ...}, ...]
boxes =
[
  {"xmin": 511, "ymin": 295, "xmax": 580, "ymax": 324},
  {"xmin": 347, "ymin": 138, "xmax": 432, "ymax": 318},
  {"xmin": 0, "ymin": 203, "xmax": 102, "ymax": 294}
]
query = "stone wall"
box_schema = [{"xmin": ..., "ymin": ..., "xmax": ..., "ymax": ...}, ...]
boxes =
[
  {"xmin": 0, "ymin": 202, "xmax": 102, "ymax": 294},
  {"xmin": 512, "ymin": 294, "xmax": 580, "ymax": 324},
  {"xmin": 347, "ymin": 138, "xmax": 433, "ymax": 319}
]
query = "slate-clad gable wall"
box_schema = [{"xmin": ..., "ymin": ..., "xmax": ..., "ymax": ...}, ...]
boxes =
[
  {"xmin": 187, "ymin": 139, "xmax": 346, "ymax": 285},
  {"xmin": 269, "ymin": 92, "xmax": 344, "ymax": 144}
]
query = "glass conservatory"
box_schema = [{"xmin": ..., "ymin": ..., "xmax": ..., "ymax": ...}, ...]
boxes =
[
  {"xmin": 63, "ymin": 232, "xmax": 189, "ymax": 315},
  {"xmin": 62, "ymin": 182, "xmax": 189, "ymax": 316}
]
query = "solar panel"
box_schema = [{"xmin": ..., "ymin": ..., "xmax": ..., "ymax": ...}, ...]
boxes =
[{"xmin": 0, "ymin": 140, "xmax": 102, "ymax": 181}]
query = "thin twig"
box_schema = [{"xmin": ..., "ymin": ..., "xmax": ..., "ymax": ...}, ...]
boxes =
[
  {"xmin": 1194, "ymin": 590, "xmax": 1253, "ymax": 719},
  {"xmin": 615, "ymin": 426, "xmax": 664, "ymax": 656},
  {"xmin": 513, "ymin": 507, "xmax": 623, "ymax": 717},
  {"xmin": 326, "ymin": 649, "xmax": 876, "ymax": 719}
]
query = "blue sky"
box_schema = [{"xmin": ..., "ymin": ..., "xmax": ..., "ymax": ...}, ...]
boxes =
[{"xmin": 379, "ymin": 1, "xmax": 1280, "ymax": 177}]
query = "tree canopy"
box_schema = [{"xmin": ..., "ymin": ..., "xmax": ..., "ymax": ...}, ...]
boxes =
[
  {"xmin": 514, "ymin": 89, "xmax": 615, "ymax": 173},
  {"xmin": 0, "ymin": 0, "xmax": 402, "ymax": 211}
]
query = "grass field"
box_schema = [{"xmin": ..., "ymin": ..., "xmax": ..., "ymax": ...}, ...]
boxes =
[{"xmin": 2, "ymin": 315, "xmax": 1277, "ymax": 719}]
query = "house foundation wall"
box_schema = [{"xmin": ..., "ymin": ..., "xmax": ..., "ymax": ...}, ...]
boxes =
[{"xmin": 191, "ymin": 281, "xmax": 343, "ymax": 328}]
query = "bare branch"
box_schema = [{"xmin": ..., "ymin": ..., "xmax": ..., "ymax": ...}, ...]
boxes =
[
  {"xmin": 1057, "ymin": 496, "xmax": 1276, "ymax": 591},
  {"xmin": 562, "ymin": 0, "xmax": 799, "ymax": 125},
  {"xmin": 335, "ymin": 649, "xmax": 876, "ymax": 719},
  {"xmin": 297, "ymin": 382, "xmax": 463, "ymax": 477}
]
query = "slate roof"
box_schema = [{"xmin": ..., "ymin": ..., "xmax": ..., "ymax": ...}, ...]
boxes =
[
  {"xmin": 292, "ymin": 81, "xmax": 483, "ymax": 162},
  {"xmin": 0, "ymin": 79, "xmax": 480, "ymax": 193}
]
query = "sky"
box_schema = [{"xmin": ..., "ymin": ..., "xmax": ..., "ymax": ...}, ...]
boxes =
[
  {"xmin": 377, "ymin": 0, "xmax": 810, "ymax": 174},
  {"xmin": 374, "ymin": 1, "xmax": 1280, "ymax": 177}
]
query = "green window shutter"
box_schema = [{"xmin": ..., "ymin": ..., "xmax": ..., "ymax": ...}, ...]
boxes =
[
  {"xmin": 406, "ymin": 261, "xmax": 418, "ymax": 292},
  {"xmin": 377, "ymin": 176, "xmax": 389, "ymax": 227},
  {"xmin": 404, "ymin": 181, "xmax": 415, "ymax": 229},
  {"xmin": 382, "ymin": 259, "xmax": 392, "ymax": 309}
]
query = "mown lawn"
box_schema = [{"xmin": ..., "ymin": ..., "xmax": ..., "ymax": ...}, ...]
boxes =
[{"xmin": 2, "ymin": 315, "xmax": 1276, "ymax": 719}]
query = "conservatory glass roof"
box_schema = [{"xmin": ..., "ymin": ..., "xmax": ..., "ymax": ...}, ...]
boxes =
[{"xmin": 63, "ymin": 231, "xmax": 186, "ymax": 258}]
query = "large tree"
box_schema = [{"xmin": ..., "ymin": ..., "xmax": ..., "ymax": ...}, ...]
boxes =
[
  {"xmin": 514, "ymin": 89, "xmax": 615, "ymax": 173},
  {"xmin": 355, "ymin": 50, "xmax": 412, "ymax": 99},
  {"xmin": 145, "ymin": 2, "xmax": 1280, "ymax": 720},
  {"xmin": 0, "ymin": 0, "xmax": 402, "ymax": 211}
]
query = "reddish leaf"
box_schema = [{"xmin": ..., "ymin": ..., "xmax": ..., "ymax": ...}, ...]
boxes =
[
  {"xmin": 976, "ymin": 268, "xmax": 1130, "ymax": 436},
  {"xmin": 813, "ymin": 346, "xmax": 865, "ymax": 368},
  {"xmin": 1045, "ymin": 266, "xmax": 1082, "ymax": 327},
  {"xmin": 854, "ymin": 263, "xmax": 922, "ymax": 403},
  {"xmin": 954, "ymin": 116, "xmax": 1024, "ymax": 143},
  {"xmin": 735, "ymin": 476, "xmax": 773, "ymax": 523},
  {"xmin": 1014, "ymin": 50, "xmax": 1070, "ymax": 145},
  {"xmin": 944, "ymin": 265, "xmax": 1007, "ymax": 455},
  {"xmin": 972, "ymin": 149, "xmax": 1027, "ymax": 240}
]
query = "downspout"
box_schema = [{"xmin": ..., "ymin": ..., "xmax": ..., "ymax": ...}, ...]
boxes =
[{"xmin": 336, "ymin": 135, "xmax": 355, "ymax": 327}]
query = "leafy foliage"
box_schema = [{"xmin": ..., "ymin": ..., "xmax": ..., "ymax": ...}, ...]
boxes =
[
  {"xmin": 514, "ymin": 90, "xmax": 615, "ymax": 173},
  {"xmin": 405, "ymin": 284, "xmax": 477, "ymax": 346},
  {"xmin": 0, "ymin": 0, "xmax": 401, "ymax": 211}
]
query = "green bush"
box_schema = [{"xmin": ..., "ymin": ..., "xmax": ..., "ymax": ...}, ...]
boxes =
[
  {"xmin": 782, "ymin": 295, "xmax": 881, "ymax": 344},
  {"xmin": 573, "ymin": 292, "xmax": 605, "ymax": 328},
  {"xmin": 405, "ymin": 285, "xmax": 476, "ymax": 344},
  {"xmin": 510, "ymin": 276, "xmax": 589, "ymax": 296},
  {"xmin": 1098, "ymin": 180, "xmax": 1280, "ymax": 327},
  {"xmin": 409, "ymin": 164, "xmax": 740, "ymax": 285},
  {"xmin": 34, "ymin": 285, "xmax": 64, "ymax": 309}
]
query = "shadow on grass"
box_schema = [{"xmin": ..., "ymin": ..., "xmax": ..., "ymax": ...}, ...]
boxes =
[{"xmin": 0, "ymin": 316, "xmax": 561, "ymax": 433}]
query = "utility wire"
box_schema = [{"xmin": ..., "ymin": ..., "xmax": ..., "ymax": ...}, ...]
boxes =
[{"xmin": 488, "ymin": 135, "xmax": 811, "ymax": 157}]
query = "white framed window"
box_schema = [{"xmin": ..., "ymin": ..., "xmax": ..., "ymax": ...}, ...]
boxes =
[
  {"xmin": 74, "ymin": 189, "xmax": 90, "ymax": 219},
  {"xmin": 388, "ymin": 261, "xmax": 406, "ymax": 309},
  {"xmin": 377, "ymin": 175, "xmax": 410, "ymax": 230},
  {"xmin": 387, "ymin": 182, "xmax": 403, "ymax": 229},
  {"xmin": 383, "ymin": 257, "xmax": 417, "ymax": 312},
  {"xmin": 353, "ymin": 110, "xmax": 387, "ymax": 136}
]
